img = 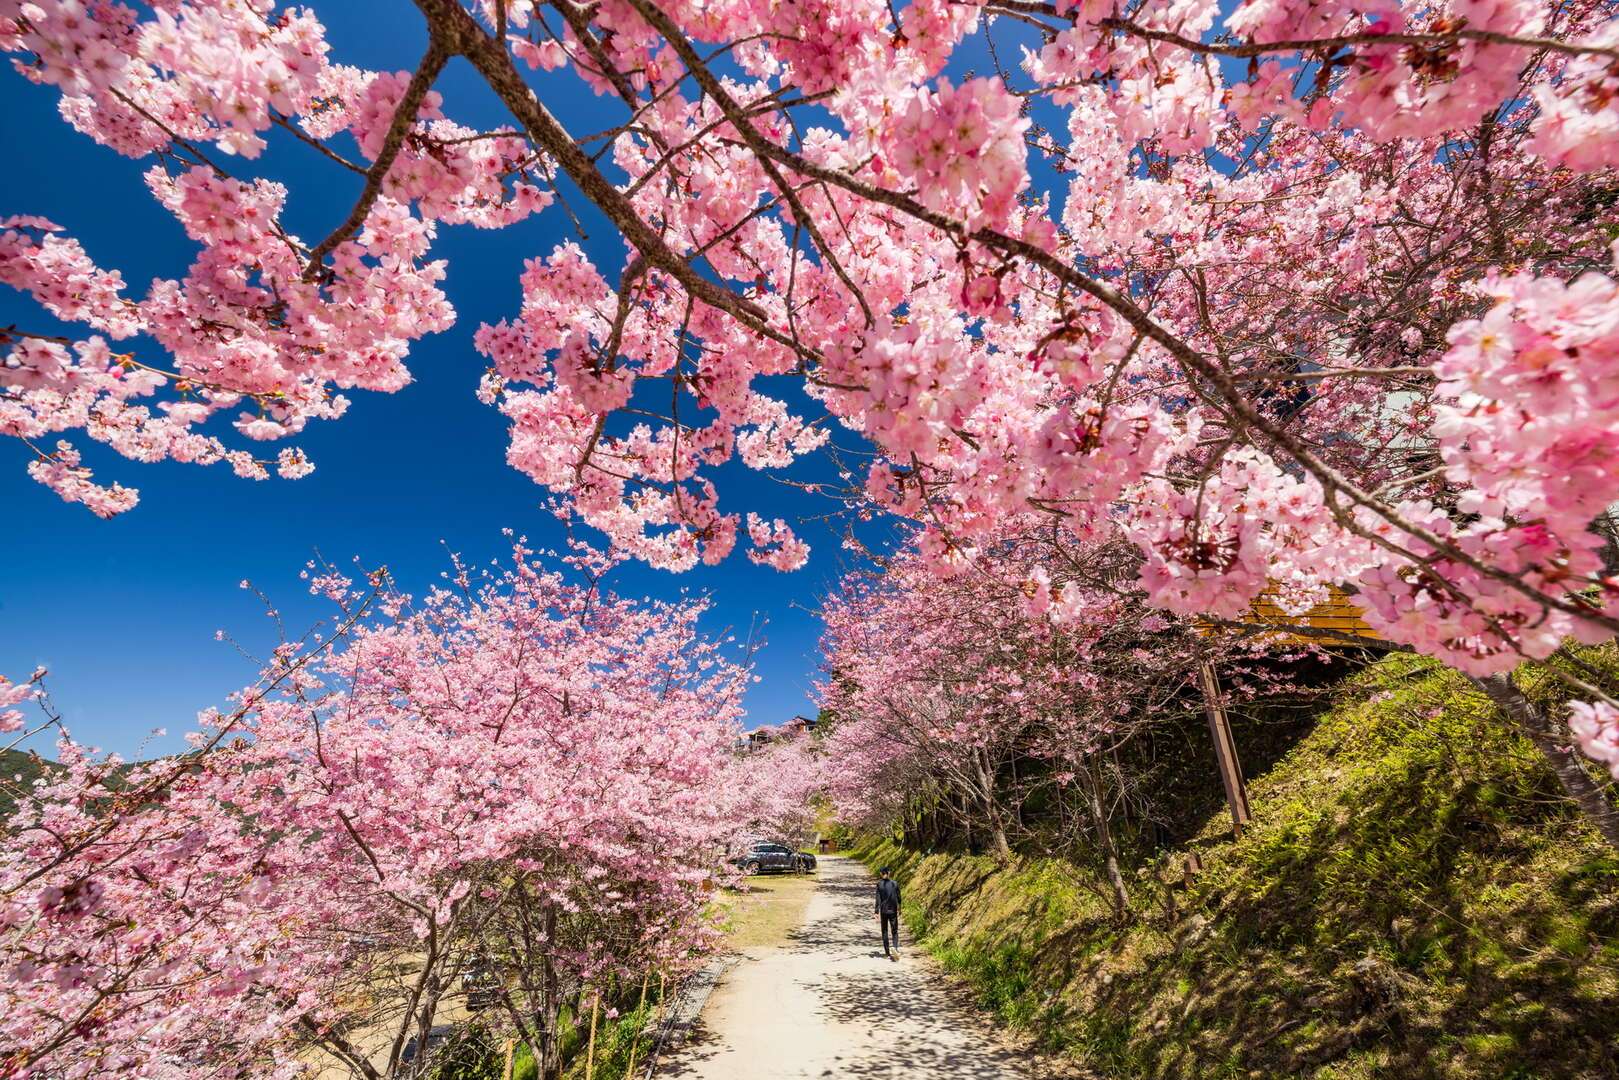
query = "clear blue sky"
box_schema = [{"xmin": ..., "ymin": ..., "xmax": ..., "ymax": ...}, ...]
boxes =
[{"xmin": 0, "ymin": 3, "xmax": 955, "ymax": 757}]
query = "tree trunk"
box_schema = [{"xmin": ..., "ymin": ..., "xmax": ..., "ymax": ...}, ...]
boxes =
[
  {"xmin": 540, "ymin": 905, "xmax": 563, "ymax": 1080},
  {"xmin": 407, "ymin": 971, "xmax": 446, "ymax": 1080},
  {"xmin": 1478, "ymin": 673, "xmax": 1619, "ymax": 851},
  {"xmin": 1085, "ymin": 760, "xmax": 1130, "ymax": 918},
  {"xmin": 987, "ymin": 816, "xmax": 1012, "ymax": 860},
  {"xmin": 1009, "ymin": 755, "xmax": 1026, "ymax": 832},
  {"xmin": 975, "ymin": 748, "xmax": 1012, "ymax": 859},
  {"xmin": 1199, "ymin": 662, "xmax": 1251, "ymax": 836}
]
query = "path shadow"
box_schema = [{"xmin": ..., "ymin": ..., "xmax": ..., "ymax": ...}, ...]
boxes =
[
  {"xmin": 785, "ymin": 871, "xmax": 882, "ymax": 952},
  {"xmin": 815, "ymin": 969, "xmax": 1036, "ymax": 1078},
  {"xmin": 657, "ymin": 1017, "xmax": 750, "ymax": 1078}
]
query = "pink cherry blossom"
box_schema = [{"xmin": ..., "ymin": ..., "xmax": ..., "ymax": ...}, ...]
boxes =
[
  {"xmin": 1, "ymin": 545, "xmax": 756, "ymax": 1078},
  {"xmin": 2, "ymin": 0, "xmax": 1619, "ymax": 821},
  {"xmin": 1569, "ymin": 699, "xmax": 1619, "ymax": 777}
]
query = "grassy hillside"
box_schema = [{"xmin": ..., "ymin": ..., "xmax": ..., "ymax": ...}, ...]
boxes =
[{"xmin": 852, "ymin": 654, "xmax": 1619, "ymax": 1079}]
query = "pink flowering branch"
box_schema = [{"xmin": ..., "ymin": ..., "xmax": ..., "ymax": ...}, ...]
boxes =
[
  {"xmin": 302, "ymin": 41, "xmax": 452, "ymax": 281},
  {"xmin": 6, "ymin": 0, "xmax": 1619, "ymax": 815},
  {"xmin": 978, "ymin": 2, "xmax": 1619, "ymax": 63}
]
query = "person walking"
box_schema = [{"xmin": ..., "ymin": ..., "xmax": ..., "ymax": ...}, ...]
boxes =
[{"xmin": 875, "ymin": 867, "xmax": 902, "ymax": 960}]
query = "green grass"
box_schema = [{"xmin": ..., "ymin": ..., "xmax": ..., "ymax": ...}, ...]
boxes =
[
  {"xmin": 713, "ymin": 870, "xmax": 819, "ymax": 950},
  {"xmin": 849, "ymin": 651, "xmax": 1619, "ymax": 1079},
  {"xmin": 559, "ymin": 997, "xmax": 658, "ymax": 1080}
]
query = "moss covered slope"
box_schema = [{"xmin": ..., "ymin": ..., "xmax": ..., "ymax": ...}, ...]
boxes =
[{"xmin": 851, "ymin": 654, "xmax": 1619, "ymax": 1079}]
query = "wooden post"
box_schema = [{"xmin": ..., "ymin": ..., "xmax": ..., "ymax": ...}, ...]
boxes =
[
  {"xmin": 622, "ymin": 970, "xmax": 652, "ymax": 1080},
  {"xmin": 1198, "ymin": 662, "xmax": 1251, "ymax": 836},
  {"xmin": 641, "ymin": 969, "xmax": 668, "ymax": 1079},
  {"xmin": 500, "ymin": 1038, "xmax": 515, "ymax": 1080},
  {"xmin": 585, "ymin": 996, "xmax": 600, "ymax": 1080}
]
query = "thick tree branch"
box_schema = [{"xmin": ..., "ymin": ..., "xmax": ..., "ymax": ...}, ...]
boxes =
[
  {"xmin": 302, "ymin": 41, "xmax": 450, "ymax": 281},
  {"xmin": 622, "ymin": 0, "xmax": 1619, "ymax": 639},
  {"xmin": 411, "ymin": 0, "xmax": 831, "ymax": 373}
]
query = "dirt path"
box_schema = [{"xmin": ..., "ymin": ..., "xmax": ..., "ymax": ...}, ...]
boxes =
[{"xmin": 659, "ymin": 856, "xmax": 1043, "ymax": 1079}]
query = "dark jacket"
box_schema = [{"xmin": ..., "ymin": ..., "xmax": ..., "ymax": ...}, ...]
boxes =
[{"xmin": 875, "ymin": 878, "xmax": 901, "ymax": 914}]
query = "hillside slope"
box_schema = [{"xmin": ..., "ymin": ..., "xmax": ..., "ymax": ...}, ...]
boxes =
[
  {"xmin": 852, "ymin": 654, "xmax": 1619, "ymax": 1079},
  {"xmin": 0, "ymin": 747, "xmax": 57, "ymax": 819}
]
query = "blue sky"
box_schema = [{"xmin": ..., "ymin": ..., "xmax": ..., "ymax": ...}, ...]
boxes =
[{"xmin": 1, "ymin": 3, "xmax": 966, "ymax": 756}]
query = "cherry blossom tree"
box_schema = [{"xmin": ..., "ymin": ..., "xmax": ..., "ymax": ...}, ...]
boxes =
[
  {"xmin": 815, "ymin": 522, "xmax": 1291, "ymax": 910},
  {"xmin": 0, "ymin": 544, "xmax": 750, "ymax": 1079},
  {"xmin": 6, "ymin": 0, "xmax": 1619, "ymax": 730},
  {"xmin": 725, "ymin": 734, "xmax": 825, "ymax": 850}
]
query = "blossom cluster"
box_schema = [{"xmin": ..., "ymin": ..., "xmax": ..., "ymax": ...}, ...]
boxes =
[
  {"xmin": 0, "ymin": 547, "xmax": 755, "ymax": 1078},
  {"xmin": 882, "ymin": 77, "xmax": 1030, "ymax": 228},
  {"xmin": 6, "ymin": 0, "xmax": 1619, "ymax": 766},
  {"xmin": 1569, "ymin": 699, "xmax": 1619, "ymax": 779},
  {"xmin": 0, "ymin": 672, "xmax": 36, "ymax": 734},
  {"xmin": 4, "ymin": 0, "xmax": 329, "ymax": 158},
  {"xmin": 1350, "ymin": 247, "xmax": 1619, "ymax": 673}
]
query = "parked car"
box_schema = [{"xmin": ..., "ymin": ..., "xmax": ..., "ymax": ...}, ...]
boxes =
[
  {"xmin": 733, "ymin": 841, "xmax": 800, "ymax": 875},
  {"xmin": 793, "ymin": 851, "xmax": 817, "ymax": 873},
  {"xmin": 400, "ymin": 1024, "xmax": 456, "ymax": 1065}
]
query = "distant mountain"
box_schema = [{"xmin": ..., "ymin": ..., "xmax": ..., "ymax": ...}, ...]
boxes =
[
  {"xmin": 0, "ymin": 747, "xmax": 59, "ymax": 819},
  {"xmin": 1, "ymin": 750, "xmax": 187, "ymax": 824}
]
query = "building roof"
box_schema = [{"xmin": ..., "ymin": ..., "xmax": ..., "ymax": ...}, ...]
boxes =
[{"xmin": 1195, "ymin": 584, "xmax": 1384, "ymax": 647}]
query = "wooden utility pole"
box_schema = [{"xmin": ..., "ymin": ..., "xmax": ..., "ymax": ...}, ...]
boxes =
[
  {"xmin": 622, "ymin": 970, "xmax": 652, "ymax": 1080},
  {"xmin": 585, "ymin": 997, "xmax": 600, "ymax": 1080},
  {"xmin": 1198, "ymin": 661, "xmax": 1251, "ymax": 836}
]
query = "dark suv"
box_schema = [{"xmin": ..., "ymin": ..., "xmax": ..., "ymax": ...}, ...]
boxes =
[{"xmin": 734, "ymin": 841, "xmax": 800, "ymax": 875}]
